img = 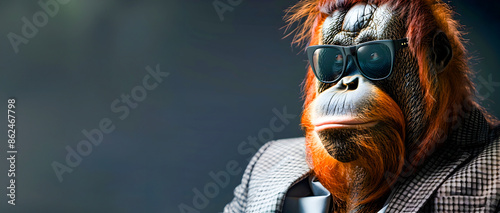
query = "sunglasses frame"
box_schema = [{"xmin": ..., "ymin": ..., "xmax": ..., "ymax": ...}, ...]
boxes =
[{"xmin": 306, "ymin": 38, "xmax": 409, "ymax": 83}]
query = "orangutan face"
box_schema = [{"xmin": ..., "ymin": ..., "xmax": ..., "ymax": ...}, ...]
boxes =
[
  {"xmin": 308, "ymin": 3, "xmax": 420, "ymax": 164},
  {"xmin": 296, "ymin": 0, "xmax": 457, "ymax": 211}
]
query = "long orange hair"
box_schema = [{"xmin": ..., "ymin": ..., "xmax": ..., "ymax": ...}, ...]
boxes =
[
  {"xmin": 284, "ymin": 0, "xmax": 496, "ymax": 211},
  {"xmin": 285, "ymin": 0, "xmax": 488, "ymax": 172},
  {"xmin": 303, "ymin": 88, "xmax": 406, "ymax": 211}
]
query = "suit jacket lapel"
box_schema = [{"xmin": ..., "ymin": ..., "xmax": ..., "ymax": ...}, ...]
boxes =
[
  {"xmin": 246, "ymin": 141, "xmax": 312, "ymax": 212},
  {"xmin": 386, "ymin": 107, "xmax": 489, "ymax": 213},
  {"xmin": 385, "ymin": 145, "xmax": 471, "ymax": 213}
]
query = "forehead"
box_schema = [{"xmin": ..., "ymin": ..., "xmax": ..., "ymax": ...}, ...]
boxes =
[{"xmin": 321, "ymin": 3, "xmax": 404, "ymax": 45}]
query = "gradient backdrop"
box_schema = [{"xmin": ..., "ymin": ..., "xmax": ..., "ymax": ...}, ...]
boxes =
[{"xmin": 0, "ymin": 0, "xmax": 499, "ymax": 212}]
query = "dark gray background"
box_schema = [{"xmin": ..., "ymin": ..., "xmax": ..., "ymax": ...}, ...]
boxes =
[{"xmin": 0, "ymin": 0, "xmax": 498, "ymax": 212}]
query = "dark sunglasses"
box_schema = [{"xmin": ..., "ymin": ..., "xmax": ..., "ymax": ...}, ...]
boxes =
[{"xmin": 306, "ymin": 38, "xmax": 408, "ymax": 83}]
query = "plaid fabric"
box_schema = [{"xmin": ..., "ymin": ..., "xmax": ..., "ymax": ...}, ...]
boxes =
[
  {"xmin": 224, "ymin": 108, "xmax": 500, "ymax": 212},
  {"xmin": 224, "ymin": 138, "xmax": 311, "ymax": 213},
  {"xmin": 387, "ymin": 108, "xmax": 500, "ymax": 213}
]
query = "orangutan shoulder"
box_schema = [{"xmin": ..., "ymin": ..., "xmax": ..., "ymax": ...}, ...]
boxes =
[
  {"xmin": 437, "ymin": 136, "xmax": 500, "ymax": 198},
  {"xmin": 248, "ymin": 137, "xmax": 307, "ymax": 174},
  {"xmin": 256, "ymin": 137, "xmax": 307, "ymax": 162},
  {"xmin": 261, "ymin": 137, "xmax": 306, "ymax": 155}
]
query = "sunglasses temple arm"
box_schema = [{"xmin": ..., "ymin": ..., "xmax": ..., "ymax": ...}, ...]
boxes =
[{"xmin": 394, "ymin": 38, "xmax": 409, "ymax": 50}]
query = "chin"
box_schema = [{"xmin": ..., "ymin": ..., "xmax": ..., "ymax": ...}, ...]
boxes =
[{"xmin": 303, "ymin": 89, "xmax": 407, "ymax": 208}]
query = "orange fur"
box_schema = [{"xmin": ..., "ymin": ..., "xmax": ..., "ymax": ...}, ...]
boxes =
[
  {"xmin": 284, "ymin": 0, "xmax": 499, "ymax": 211},
  {"xmin": 285, "ymin": 0, "xmax": 493, "ymax": 171},
  {"xmin": 304, "ymin": 89, "xmax": 405, "ymax": 212}
]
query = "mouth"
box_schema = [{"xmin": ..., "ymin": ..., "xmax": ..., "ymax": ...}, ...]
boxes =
[{"xmin": 312, "ymin": 116, "xmax": 378, "ymax": 132}]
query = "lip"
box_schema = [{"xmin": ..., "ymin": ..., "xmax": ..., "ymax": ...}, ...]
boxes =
[{"xmin": 312, "ymin": 116, "xmax": 378, "ymax": 131}]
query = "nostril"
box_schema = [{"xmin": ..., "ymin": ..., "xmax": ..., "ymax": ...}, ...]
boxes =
[
  {"xmin": 332, "ymin": 76, "xmax": 360, "ymax": 91},
  {"xmin": 337, "ymin": 81, "xmax": 347, "ymax": 90},
  {"xmin": 343, "ymin": 77, "xmax": 359, "ymax": 90}
]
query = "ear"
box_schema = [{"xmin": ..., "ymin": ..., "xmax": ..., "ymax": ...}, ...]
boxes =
[{"xmin": 431, "ymin": 31, "xmax": 452, "ymax": 73}]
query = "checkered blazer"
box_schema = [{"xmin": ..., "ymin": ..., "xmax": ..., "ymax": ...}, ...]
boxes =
[{"xmin": 224, "ymin": 108, "xmax": 500, "ymax": 212}]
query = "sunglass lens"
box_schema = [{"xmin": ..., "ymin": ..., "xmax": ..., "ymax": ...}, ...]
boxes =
[
  {"xmin": 357, "ymin": 44, "xmax": 392, "ymax": 79},
  {"xmin": 313, "ymin": 48, "xmax": 344, "ymax": 83}
]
